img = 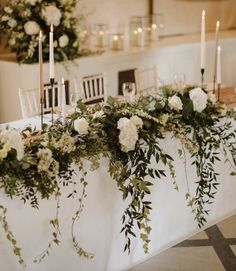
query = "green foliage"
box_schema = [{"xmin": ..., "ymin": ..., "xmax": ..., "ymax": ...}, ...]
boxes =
[{"xmin": 0, "ymin": 86, "xmax": 236, "ymax": 266}]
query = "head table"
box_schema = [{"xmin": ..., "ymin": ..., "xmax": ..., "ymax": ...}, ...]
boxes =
[{"xmin": 0, "ymin": 116, "xmax": 236, "ymax": 271}]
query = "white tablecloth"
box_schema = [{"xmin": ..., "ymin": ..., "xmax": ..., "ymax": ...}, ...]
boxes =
[{"xmin": 0, "ymin": 118, "xmax": 236, "ymax": 271}]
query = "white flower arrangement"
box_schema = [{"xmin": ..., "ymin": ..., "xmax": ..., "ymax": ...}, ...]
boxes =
[
  {"xmin": 74, "ymin": 117, "xmax": 89, "ymax": 135},
  {"xmin": 189, "ymin": 87, "xmax": 208, "ymax": 113},
  {"xmin": 0, "ymin": 0, "xmax": 82, "ymax": 63},
  {"xmin": 0, "ymin": 129, "xmax": 24, "ymax": 160}
]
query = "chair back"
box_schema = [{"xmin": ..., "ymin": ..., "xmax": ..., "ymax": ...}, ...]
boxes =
[
  {"xmin": 135, "ymin": 66, "xmax": 157, "ymax": 94},
  {"xmin": 19, "ymin": 82, "xmax": 62, "ymax": 119},
  {"xmin": 81, "ymin": 73, "xmax": 107, "ymax": 104}
]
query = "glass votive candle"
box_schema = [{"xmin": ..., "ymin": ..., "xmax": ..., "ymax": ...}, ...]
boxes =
[
  {"xmin": 94, "ymin": 24, "xmax": 109, "ymax": 49},
  {"xmin": 152, "ymin": 13, "xmax": 165, "ymax": 39},
  {"xmin": 129, "ymin": 16, "xmax": 142, "ymax": 47},
  {"xmin": 109, "ymin": 33, "xmax": 124, "ymax": 51},
  {"xmin": 129, "ymin": 16, "xmax": 150, "ymax": 47}
]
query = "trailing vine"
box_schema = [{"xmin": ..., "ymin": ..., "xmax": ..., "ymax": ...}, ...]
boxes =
[
  {"xmin": 0, "ymin": 86, "xmax": 236, "ymax": 267},
  {"xmin": 0, "ymin": 204, "xmax": 26, "ymax": 269}
]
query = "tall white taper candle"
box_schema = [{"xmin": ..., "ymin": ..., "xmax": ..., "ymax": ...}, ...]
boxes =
[
  {"xmin": 49, "ymin": 24, "xmax": 54, "ymax": 79},
  {"xmin": 201, "ymin": 10, "xmax": 205, "ymax": 70},
  {"xmin": 39, "ymin": 30, "xmax": 44, "ymax": 103},
  {"xmin": 214, "ymin": 21, "xmax": 220, "ymax": 83}
]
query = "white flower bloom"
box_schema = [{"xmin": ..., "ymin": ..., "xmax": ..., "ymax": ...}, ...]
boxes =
[
  {"xmin": 147, "ymin": 100, "xmax": 156, "ymax": 111},
  {"xmin": 130, "ymin": 116, "xmax": 143, "ymax": 128},
  {"xmin": 73, "ymin": 40, "xmax": 78, "ymax": 47},
  {"xmin": 74, "ymin": 117, "xmax": 89, "ymax": 135},
  {"xmin": 24, "ymin": 21, "xmax": 40, "ymax": 35},
  {"xmin": 42, "ymin": 5, "xmax": 62, "ymax": 26},
  {"xmin": 0, "ymin": 143, "xmax": 11, "ymax": 161},
  {"xmin": 26, "ymin": 0, "xmax": 38, "ymax": 5},
  {"xmin": 8, "ymin": 38, "xmax": 16, "ymax": 46},
  {"xmin": 53, "ymin": 40, "xmax": 58, "ymax": 48},
  {"xmin": 22, "ymin": 9, "xmax": 32, "ymax": 18},
  {"xmin": 218, "ymin": 104, "xmax": 227, "ymax": 116},
  {"xmin": 37, "ymin": 148, "xmax": 58, "ymax": 175},
  {"xmin": 117, "ymin": 117, "xmax": 129, "ymax": 130},
  {"xmin": 159, "ymin": 113, "xmax": 169, "ymax": 126},
  {"xmin": 117, "ymin": 116, "xmax": 142, "ymax": 152},
  {"xmin": 1, "ymin": 15, "xmax": 10, "ymax": 22},
  {"xmin": 4, "ymin": 7, "xmax": 13, "ymax": 14},
  {"xmin": 168, "ymin": 95, "xmax": 183, "ymax": 111},
  {"xmin": 8, "ymin": 19, "xmax": 17, "ymax": 28},
  {"xmin": 93, "ymin": 110, "xmax": 105, "ymax": 119},
  {"xmin": 207, "ymin": 91, "xmax": 217, "ymax": 104},
  {"xmin": 0, "ymin": 130, "xmax": 24, "ymax": 160},
  {"xmin": 189, "ymin": 87, "xmax": 208, "ymax": 113},
  {"xmin": 59, "ymin": 34, "xmax": 69, "ymax": 47},
  {"xmin": 118, "ymin": 121, "xmax": 138, "ymax": 152}
]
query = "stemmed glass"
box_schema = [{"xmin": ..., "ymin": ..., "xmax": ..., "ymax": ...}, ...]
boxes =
[
  {"xmin": 173, "ymin": 74, "xmax": 186, "ymax": 92},
  {"xmin": 70, "ymin": 92, "xmax": 79, "ymax": 112},
  {"xmin": 122, "ymin": 82, "xmax": 136, "ymax": 101}
]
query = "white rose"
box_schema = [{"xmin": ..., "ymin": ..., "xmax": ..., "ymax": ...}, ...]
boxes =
[
  {"xmin": 74, "ymin": 117, "xmax": 89, "ymax": 135},
  {"xmin": 130, "ymin": 116, "xmax": 143, "ymax": 128},
  {"xmin": 118, "ymin": 121, "xmax": 138, "ymax": 152},
  {"xmin": 207, "ymin": 91, "xmax": 217, "ymax": 104},
  {"xmin": 168, "ymin": 95, "xmax": 183, "ymax": 111},
  {"xmin": 24, "ymin": 21, "xmax": 40, "ymax": 35},
  {"xmin": 0, "ymin": 130, "xmax": 24, "ymax": 160},
  {"xmin": 189, "ymin": 87, "xmax": 208, "ymax": 113},
  {"xmin": 59, "ymin": 34, "xmax": 69, "ymax": 47},
  {"xmin": 42, "ymin": 5, "xmax": 62, "ymax": 26}
]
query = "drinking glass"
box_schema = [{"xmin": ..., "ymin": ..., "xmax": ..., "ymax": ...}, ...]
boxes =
[
  {"xmin": 122, "ymin": 82, "xmax": 136, "ymax": 101},
  {"xmin": 70, "ymin": 92, "xmax": 79, "ymax": 112},
  {"xmin": 173, "ymin": 74, "xmax": 186, "ymax": 92}
]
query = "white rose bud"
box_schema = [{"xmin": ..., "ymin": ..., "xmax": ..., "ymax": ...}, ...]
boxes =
[
  {"xmin": 24, "ymin": 21, "xmax": 40, "ymax": 35},
  {"xmin": 59, "ymin": 34, "xmax": 69, "ymax": 47},
  {"xmin": 168, "ymin": 95, "xmax": 183, "ymax": 111},
  {"xmin": 74, "ymin": 117, "xmax": 89, "ymax": 135},
  {"xmin": 189, "ymin": 87, "xmax": 208, "ymax": 113}
]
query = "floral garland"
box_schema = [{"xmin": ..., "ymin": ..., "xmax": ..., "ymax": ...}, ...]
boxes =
[
  {"xmin": 0, "ymin": 0, "xmax": 83, "ymax": 63},
  {"xmin": 0, "ymin": 86, "xmax": 236, "ymax": 267}
]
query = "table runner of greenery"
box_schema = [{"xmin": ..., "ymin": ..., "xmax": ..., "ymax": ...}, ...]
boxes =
[{"xmin": 0, "ymin": 86, "xmax": 236, "ymax": 269}]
